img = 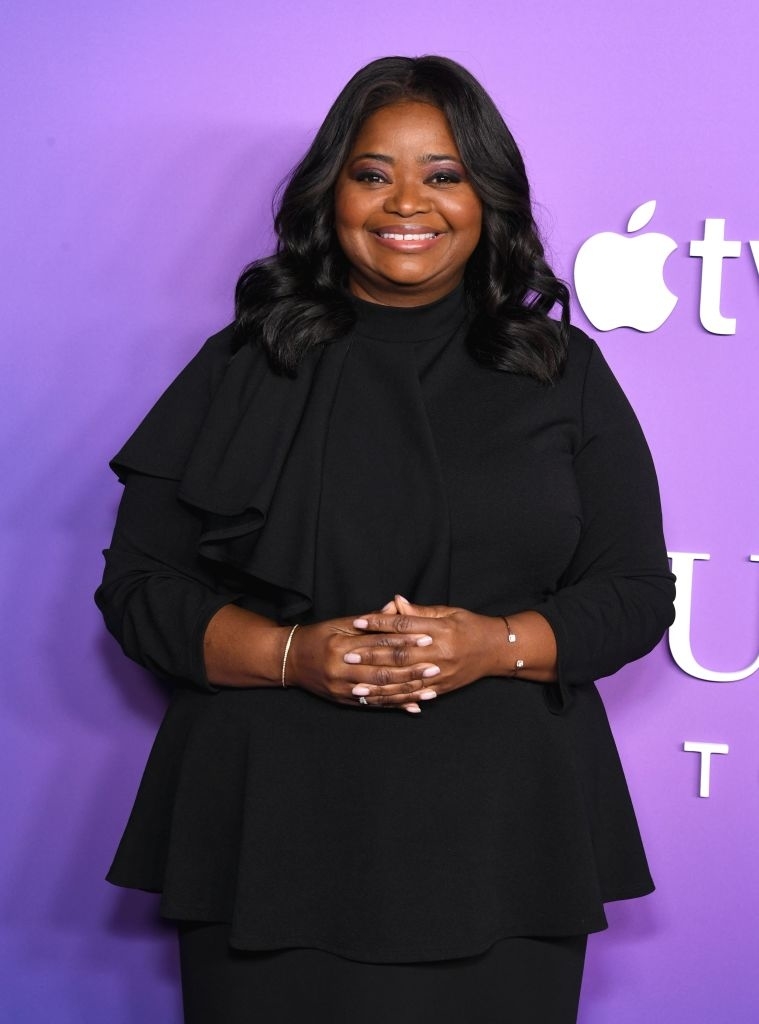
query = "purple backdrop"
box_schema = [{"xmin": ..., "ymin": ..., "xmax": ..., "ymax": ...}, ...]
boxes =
[{"xmin": 2, "ymin": 2, "xmax": 757, "ymax": 1020}]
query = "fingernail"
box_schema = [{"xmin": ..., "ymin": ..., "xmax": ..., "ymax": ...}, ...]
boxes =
[
  {"xmin": 419, "ymin": 689, "xmax": 437, "ymax": 700},
  {"xmin": 353, "ymin": 618, "xmax": 369, "ymax": 629},
  {"xmin": 422, "ymin": 666, "xmax": 441, "ymax": 677},
  {"xmin": 381, "ymin": 602, "xmax": 395, "ymax": 613},
  {"xmin": 344, "ymin": 653, "xmax": 361, "ymax": 664},
  {"xmin": 404, "ymin": 704, "xmax": 421, "ymax": 714},
  {"xmin": 352, "ymin": 685, "xmax": 371, "ymax": 696},
  {"xmin": 416, "ymin": 635, "xmax": 433, "ymax": 647},
  {"xmin": 396, "ymin": 594, "xmax": 410, "ymax": 602}
]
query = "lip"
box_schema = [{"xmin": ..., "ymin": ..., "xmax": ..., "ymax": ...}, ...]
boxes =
[{"xmin": 370, "ymin": 227, "xmax": 445, "ymax": 252}]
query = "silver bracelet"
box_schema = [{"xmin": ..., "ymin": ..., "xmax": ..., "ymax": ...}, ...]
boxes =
[
  {"xmin": 502, "ymin": 616, "xmax": 517, "ymax": 644},
  {"xmin": 502, "ymin": 617, "xmax": 525, "ymax": 673},
  {"xmin": 281, "ymin": 624, "xmax": 300, "ymax": 688}
]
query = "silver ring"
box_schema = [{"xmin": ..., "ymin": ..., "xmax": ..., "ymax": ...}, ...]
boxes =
[{"xmin": 358, "ymin": 696, "xmax": 368, "ymax": 705}]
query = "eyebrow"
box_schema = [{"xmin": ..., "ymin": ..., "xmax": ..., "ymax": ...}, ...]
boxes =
[{"xmin": 350, "ymin": 152, "xmax": 463, "ymax": 165}]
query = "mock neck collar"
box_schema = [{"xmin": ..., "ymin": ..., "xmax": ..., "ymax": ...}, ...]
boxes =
[{"xmin": 348, "ymin": 283, "xmax": 468, "ymax": 342}]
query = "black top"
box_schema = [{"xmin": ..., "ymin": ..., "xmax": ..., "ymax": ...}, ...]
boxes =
[{"xmin": 96, "ymin": 286, "xmax": 675, "ymax": 962}]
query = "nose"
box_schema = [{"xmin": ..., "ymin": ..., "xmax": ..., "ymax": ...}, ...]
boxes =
[{"xmin": 383, "ymin": 176, "xmax": 431, "ymax": 216}]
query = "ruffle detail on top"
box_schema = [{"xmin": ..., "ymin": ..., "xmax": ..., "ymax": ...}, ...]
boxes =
[
  {"xmin": 111, "ymin": 328, "xmax": 353, "ymax": 619},
  {"xmin": 110, "ymin": 287, "xmax": 470, "ymax": 622}
]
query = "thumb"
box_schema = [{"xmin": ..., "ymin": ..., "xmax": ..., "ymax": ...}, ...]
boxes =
[{"xmin": 394, "ymin": 594, "xmax": 450, "ymax": 618}]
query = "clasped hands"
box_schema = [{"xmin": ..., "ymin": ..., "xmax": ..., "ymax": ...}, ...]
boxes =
[{"xmin": 289, "ymin": 595, "xmax": 498, "ymax": 714}]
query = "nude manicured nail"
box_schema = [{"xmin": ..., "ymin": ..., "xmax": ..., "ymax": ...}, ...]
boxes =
[
  {"xmin": 419, "ymin": 689, "xmax": 437, "ymax": 700},
  {"xmin": 404, "ymin": 704, "xmax": 422, "ymax": 714},
  {"xmin": 352, "ymin": 685, "xmax": 371, "ymax": 696},
  {"xmin": 422, "ymin": 666, "xmax": 441, "ymax": 677},
  {"xmin": 353, "ymin": 618, "xmax": 369, "ymax": 629},
  {"xmin": 344, "ymin": 653, "xmax": 361, "ymax": 664},
  {"xmin": 416, "ymin": 635, "xmax": 433, "ymax": 647}
]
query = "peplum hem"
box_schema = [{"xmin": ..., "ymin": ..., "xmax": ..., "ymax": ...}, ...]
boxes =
[{"xmin": 107, "ymin": 682, "xmax": 653, "ymax": 963}]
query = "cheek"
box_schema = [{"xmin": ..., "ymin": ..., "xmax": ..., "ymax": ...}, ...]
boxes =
[
  {"xmin": 334, "ymin": 184, "xmax": 355, "ymax": 229},
  {"xmin": 334, "ymin": 205, "xmax": 360, "ymax": 261},
  {"xmin": 458, "ymin": 213, "xmax": 483, "ymax": 255},
  {"xmin": 335, "ymin": 226, "xmax": 368, "ymax": 270},
  {"xmin": 334, "ymin": 190, "xmax": 372, "ymax": 250},
  {"xmin": 448, "ymin": 197, "xmax": 483, "ymax": 246}
]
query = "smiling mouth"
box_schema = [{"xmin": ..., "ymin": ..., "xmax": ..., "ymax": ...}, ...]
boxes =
[
  {"xmin": 375, "ymin": 231, "xmax": 440, "ymax": 241},
  {"xmin": 372, "ymin": 230, "xmax": 438, "ymax": 239}
]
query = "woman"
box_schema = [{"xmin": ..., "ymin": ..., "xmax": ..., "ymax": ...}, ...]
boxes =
[{"xmin": 96, "ymin": 56, "xmax": 675, "ymax": 1023}]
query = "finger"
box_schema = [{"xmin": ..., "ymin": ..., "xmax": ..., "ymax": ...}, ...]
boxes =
[
  {"xmin": 353, "ymin": 613, "xmax": 442, "ymax": 634},
  {"xmin": 345, "ymin": 647, "xmax": 412, "ymax": 668},
  {"xmin": 344, "ymin": 634, "xmax": 433, "ymax": 659},
  {"xmin": 351, "ymin": 666, "xmax": 440, "ymax": 693},
  {"xmin": 364, "ymin": 681, "xmax": 439, "ymax": 706},
  {"xmin": 351, "ymin": 687, "xmax": 427, "ymax": 708},
  {"xmin": 394, "ymin": 594, "xmax": 451, "ymax": 618},
  {"xmin": 346, "ymin": 693, "xmax": 424, "ymax": 713},
  {"xmin": 351, "ymin": 666, "xmax": 440, "ymax": 700},
  {"xmin": 344, "ymin": 641, "xmax": 433, "ymax": 666}
]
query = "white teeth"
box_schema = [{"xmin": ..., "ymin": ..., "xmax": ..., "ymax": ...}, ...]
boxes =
[{"xmin": 377, "ymin": 232, "xmax": 437, "ymax": 241}]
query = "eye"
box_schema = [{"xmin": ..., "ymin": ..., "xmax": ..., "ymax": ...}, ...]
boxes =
[
  {"xmin": 427, "ymin": 170, "xmax": 463, "ymax": 185},
  {"xmin": 354, "ymin": 169, "xmax": 389, "ymax": 184}
]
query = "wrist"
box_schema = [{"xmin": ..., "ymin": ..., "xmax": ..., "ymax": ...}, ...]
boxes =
[
  {"xmin": 488, "ymin": 610, "xmax": 558, "ymax": 683},
  {"xmin": 476, "ymin": 613, "xmax": 513, "ymax": 678}
]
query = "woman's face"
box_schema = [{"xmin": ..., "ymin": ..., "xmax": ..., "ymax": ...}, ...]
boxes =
[{"xmin": 334, "ymin": 101, "xmax": 483, "ymax": 306}]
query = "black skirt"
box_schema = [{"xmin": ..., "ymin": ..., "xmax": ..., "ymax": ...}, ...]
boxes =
[{"xmin": 178, "ymin": 923, "xmax": 587, "ymax": 1024}]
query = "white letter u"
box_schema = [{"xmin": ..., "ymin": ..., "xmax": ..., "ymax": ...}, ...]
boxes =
[{"xmin": 668, "ymin": 552, "xmax": 759, "ymax": 681}]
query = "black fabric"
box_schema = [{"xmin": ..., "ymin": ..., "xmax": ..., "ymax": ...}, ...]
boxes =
[
  {"xmin": 96, "ymin": 285, "xmax": 675, "ymax": 962},
  {"xmin": 178, "ymin": 923, "xmax": 587, "ymax": 1024}
]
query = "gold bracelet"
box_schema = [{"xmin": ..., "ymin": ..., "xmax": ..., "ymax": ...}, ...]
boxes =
[{"xmin": 281, "ymin": 624, "xmax": 300, "ymax": 688}]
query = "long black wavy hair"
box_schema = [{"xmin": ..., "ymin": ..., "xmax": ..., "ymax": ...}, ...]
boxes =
[{"xmin": 235, "ymin": 56, "xmax": 570, "ymax": 383}]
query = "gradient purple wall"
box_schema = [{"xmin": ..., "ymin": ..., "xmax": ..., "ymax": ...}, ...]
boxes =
[{"xmin": 2, "ymin": 2, "xmax": 757, "ymax": 1020}]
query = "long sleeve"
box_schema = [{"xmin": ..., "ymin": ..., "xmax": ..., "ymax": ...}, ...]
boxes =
[
  {"xmin": 95, "ymin": 471, "xmax": 241, "ymax": 690},
  {"xmin": 94, "ymin": 321, "xmax": 351, "ymax": 686},
  {"xmin": 94, "ymin": 321, "xmax": 318, "ymax": 686},
  {"xmin": 531, "ymin": 339, "xmax": 675, "ymax": 705},
  {"xmin": 94, "ymin": 328, "xmax": 252, "ymax": 690}
]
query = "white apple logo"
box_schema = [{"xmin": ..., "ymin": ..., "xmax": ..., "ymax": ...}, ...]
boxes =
[{"xmin": 573, "ymin": 200, "xmax": 678, "ymax": 332}]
